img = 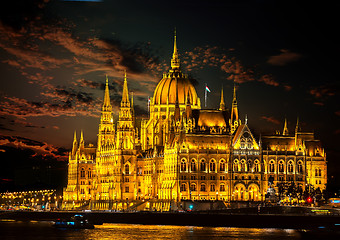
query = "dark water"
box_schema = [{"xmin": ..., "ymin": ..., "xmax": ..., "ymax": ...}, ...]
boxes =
[{"xmin": 0, "ymin": 220, "xmax": 301, "ymax": 240}]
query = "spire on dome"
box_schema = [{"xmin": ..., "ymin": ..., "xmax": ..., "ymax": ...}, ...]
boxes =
[
  {"xmin": 219, "ymin": 86, "xmax": 225, "ymax": 111},
  {"xmin": 121, "ymin": 70, "xmax": 130, "ymax": 107},
  {"xmin": 171, "ymin": 28, "xmax": 180, "ymax": 70}
]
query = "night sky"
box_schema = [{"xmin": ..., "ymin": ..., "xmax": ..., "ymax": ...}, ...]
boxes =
[{"xmin": 0, "ymin": 0, "xmax": 339, "ymax": 191}]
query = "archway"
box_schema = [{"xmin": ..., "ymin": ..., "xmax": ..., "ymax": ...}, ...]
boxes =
[
  {"xmin": 234, "ymin": 183, "xmax": 246, "ymax": 201},
  {"xmin": 248, "ymin": 184, "xmax": 260, "ymax": 201}
]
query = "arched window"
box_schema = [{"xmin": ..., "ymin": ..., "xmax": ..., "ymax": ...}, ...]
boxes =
[
  {"xmin": 200, "ymin": 160, "xmax": 206, "ymax": 172},
  {"xmin": 210, "ymin": 184, "xmax": 215, "ymax": 192},
  {"xmin": 247, "ymin": 160, "xmax": 252, "ymax": 172},
  {"xmin": 191, "ymin": 159, "xmax": 197, "ymax": 172},
  {"xmin": 210, "ymin": 160, "xmax": 216, "ymax": 172},
  {"xmin": 288, "ymin": 161, "xmax": 294, "ymax": 173},
  {"xmin": 190, "ymin": 183, "xmax": 197, "ymax": 191},
  {"xmin": 241, "ymin": 160, "xmax": 246, "ymax": 172},
  {"xmin": 318, "ymin": 169, "xmax": 322, "ymax": 177},
  {"xmin": 297, "ymin": 161, "xmax": 303, "ymax": 173},
  {"xmin": 219, "ymin": 160, "xmax": 226, "ymax": 172},
  {"xmin": 200, "ymin": 184, "xmax": 206, "ymax": 192},
  {"xmin": 233, "ymin": 160, "xmax": 239, "ymax": 172},
  {"xmin": 278, "ymin": 160, "xmax": 284, "ymax": 173},
  {"xmin": 269, "ymin": 160, "xmax": 275, "ymax": 173},
  {"xmin": 180, "ymin": 160, "xmax": 187, "ymax": 172},
  {"xmin": 254, "ymin": 160, "xmax": 260, "ymax": 172},
  {"xmin": 88, "ymin": 168, "xmax": 92, "ymax": 178},
  {"xmin": 80, "ymin": 168, "xmax": 85, "ymax": 178},
  {"xmin": 220, "ymin": 184, "xmax": 226, "ymax": 192},
  {"xmin": 125, "ymin": 164, "xmax": 130, "ymax": 175},
  {"xmin": 180, "ymin": 183, "xmax": 187, "ymax": 192}
]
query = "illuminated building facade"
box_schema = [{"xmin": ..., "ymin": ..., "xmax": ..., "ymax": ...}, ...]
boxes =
[{"xmin": 63, "ymin": 35, "xmax": 327, "ymax": 210}]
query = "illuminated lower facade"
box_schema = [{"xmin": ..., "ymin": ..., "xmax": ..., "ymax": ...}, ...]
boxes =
[{"xmin": 63, "ymin": 35, "xmax": 327, "ymax": 211}]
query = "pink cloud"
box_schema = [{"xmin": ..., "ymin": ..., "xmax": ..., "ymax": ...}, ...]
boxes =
[
  {"xmin": 267, "ymin": 49, "xmax": 302, "ymax": 66},
  {"xmin": 261, "ymin": 116, "xmax": 280, "ymax": 125}
]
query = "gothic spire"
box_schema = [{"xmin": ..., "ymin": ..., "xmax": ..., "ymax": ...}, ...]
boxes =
[
  {"xmin": 283, "ymin": 118, "xmax": 289, "ymax": 136},
  {"xmin": 219, "ymin": 86, "xmax": 225, "ymax": 111},
  {"xmin": 79, "ymin": 130, "xmax": 84, "ymax": 148},
  {"xmin": 171, "ymin": 28, "xmax": 180, "ymax": 70},
  {"xmin": 121, "ymin": 70, "xmax": 130, "ymax": 107},
  {"xmin": 103, "ymin": 75, "xmax": 111, "ymax": 109}
]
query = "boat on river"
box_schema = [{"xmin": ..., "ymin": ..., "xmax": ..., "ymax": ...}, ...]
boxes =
[{"xmin": 53, "ymin": 214, "xmax": 94, "ymax": 229}]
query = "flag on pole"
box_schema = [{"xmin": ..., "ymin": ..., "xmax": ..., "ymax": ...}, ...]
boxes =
[{"xmin": 205, "ymin": 85, "xmax": 211, "ymax": 93}]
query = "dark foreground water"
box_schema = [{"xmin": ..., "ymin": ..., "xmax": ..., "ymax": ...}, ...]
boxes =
[{"xmin": 0, "ymin": 220, "xmax": 301, "ymax": 240}]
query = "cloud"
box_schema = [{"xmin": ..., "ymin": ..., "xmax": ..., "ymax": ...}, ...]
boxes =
[
  {"xmin": 267, "ymin": 49, "xmax": 302, "ymax": 66},
  {"xmin": 310, "ymin": 85, "xmax": 337, "ymax": 99},
  {"xmin": 0, "ymin": 135, "xmax": 68, "ymax": 161},
  {"xmin": 261, "ymin": 116, "xmax": 280, "ymax": 125}
]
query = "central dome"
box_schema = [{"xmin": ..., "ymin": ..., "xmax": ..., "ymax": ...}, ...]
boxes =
[{"xmin": 153, "ymin": 73, "xmax": 199, "ymax": 106}]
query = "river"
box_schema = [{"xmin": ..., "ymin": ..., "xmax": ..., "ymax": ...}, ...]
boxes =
[{"xmin": 0, "ymin": 220, "xmax": 301, "ymax": 239}]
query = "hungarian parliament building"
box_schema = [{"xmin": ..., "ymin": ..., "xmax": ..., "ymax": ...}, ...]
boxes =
[{"xmin": 63, "ymin": 36, "xmax": 327, "ymax": 211}]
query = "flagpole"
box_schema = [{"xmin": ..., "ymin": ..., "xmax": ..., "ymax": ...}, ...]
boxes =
[{"xmin": 205, "ymin": 83, "xmax": 207, "ymax": 108}]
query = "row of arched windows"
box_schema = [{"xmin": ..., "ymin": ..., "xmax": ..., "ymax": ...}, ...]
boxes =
[
  {"xmin": 268, "ymin": 160, "xmax": 304, "ymax": 173},
  {"xmin": 180, "ymin": 159, "xmax": 226, "ymax": 172},
  {"xmin": 180, "ymin": 183, "xmax": 226, "ymax": 192}
]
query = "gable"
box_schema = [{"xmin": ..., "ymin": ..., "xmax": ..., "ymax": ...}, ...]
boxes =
[{"xmin": 233, "ymin": 124, "xmax": 259, "ymax": 150}]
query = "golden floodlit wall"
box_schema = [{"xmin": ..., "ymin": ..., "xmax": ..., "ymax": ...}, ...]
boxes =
[{"xmin": 63, "ymin": 35, "xmax": 327, "ymax": 211}]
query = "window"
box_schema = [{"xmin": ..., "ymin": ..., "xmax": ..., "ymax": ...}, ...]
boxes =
[
  {"xmin": 241, "ymin": 160, "xmax": 246, "ymax": 172},
  {"xmin": 125, "ymin": 185, "xmax": 129, "ymax": 193},
  {"xmin": 219, "ymin": 175, "xmax": 226, "ymax": 180},
  {"xmin": 210, "ymin": 184, "xmax": 215, "ymax": 192},
  {"xmin": 288, "ymin": 161, "xmax": 294, "ymax": 173},
  {"xmin": 200, "ymin": 184, "xmax": 206, "ymax": 192},
  {"xmin": 180, "ymin": 183, "xmax": 187, "ymax": 192},
  {"xmin": 200, "ymin": 160, "xmax": 206, "ymax": 172},
  {"xmin": 180, "ymin": 160, "xmax": 187, "ymax": 172},
  {"xmin": 210, "ymin": 160, "xmax": 216, "ymax": 172},
  {"xmin": 233, "ymin": 160, "xmax": 239, "ymax": 172},
  {"xmin": 210, "ymin": 175, "xmax": 216, "ymax": 180},
  {"xmin": 254, "ymin": 160, "xmax": 260, "ymax": 172},
  {"xmin": 200, "ymin": 175, "xmax": 206, "ymax": 180},
  {"xmin": 269, "ymin": 161, "xmax": 275, "ymax": 173},
  {"xmin": 87, "ymin": 169, "xmax": 92, "ymax": 178},
  {"xmin": 278, "ymin": 161, "xmax": 284, "ymax": 173},
  {"xmin": 315, "ymin": 168, "xmax": 322, "ymax": 177},
  {"xmin": 220, "ymin": 184, "xmax": 226, "ymax": 192},
  {"xmin": 191, "ymin": 160, "xmax": 197, "ymax": 172},
  {"xmin": 219, "ymin": 160, "xmax": 225, "ymax": 172},
  {"xmin": 247, "ymin": 161, "xmax": 252, "ymax": 172},
  {"xmin": 80, "ymin": 168, "xmax": 85, "ymax": 178},
  {"xmin": 125, "ymin": 164, "xmax": 130, "ymax": 175},
  {"xmin": 190, "ymin": 184, "xmax": 197, "ymax": 191},
  {"xmin": 297, "ymin": 161, "xmax": 303, "ymax": 173},
  {"xmin": 191, "ymin": 175, "xmax": 196, "ymax": 180}
]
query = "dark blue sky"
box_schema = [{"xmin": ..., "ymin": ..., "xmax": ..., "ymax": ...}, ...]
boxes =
[{"xmin": 0, "ymin": 1, "xmax": 339, "ymax": 167}]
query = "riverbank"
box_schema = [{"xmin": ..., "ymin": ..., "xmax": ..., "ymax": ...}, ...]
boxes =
[{"xmin": 1, "ymin": 208, "xmax": 340, "ymax": 230}]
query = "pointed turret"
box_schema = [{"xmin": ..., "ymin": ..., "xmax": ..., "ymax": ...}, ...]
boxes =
[
  {"xmin": 72, "ymin": 130, "xmax": 77, "ymax": 155},
  {"xmin": 171, "ymin": 28, "xmax": 180, "ymax": 70},
  {"xmin": 230, "ymin": 84, "xmax": 239, "ymax": 133},
  {"xmin": 103, "ymin": 75, "xmax": 111, "ymax": 110},
  {"xmin": 295, "ymin": 117, "xmax": 299, "ymax": 133},
  {"xmin": 121, "ymin": 70, "xmax": 130, "ymax": 107},
  {"xmin": 219, "ymin": 87, "xmax": 226, "ymax": 111},
  {"xmin": 283, "ymin": 118, "xmax": 289, "ymax": 136},
  {"xmin": 79, "ymin": 130, "xmax": 84, "ymax": 148}
]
